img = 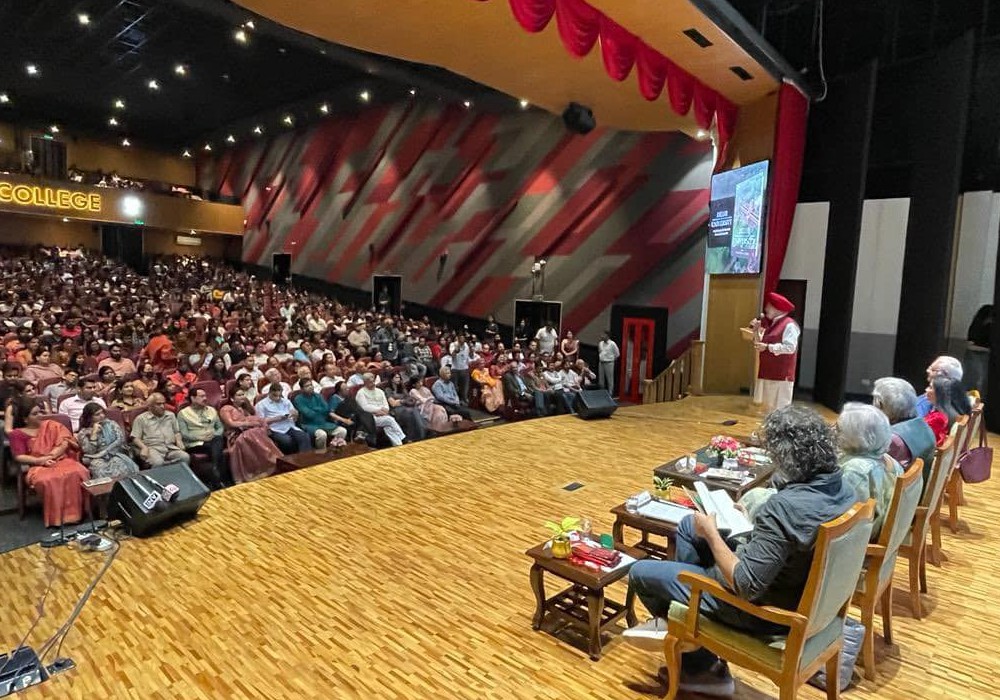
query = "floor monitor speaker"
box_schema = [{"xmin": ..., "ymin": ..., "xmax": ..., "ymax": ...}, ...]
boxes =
[
  {"xmin": 575, "ymin": 389, "xmax": 618, "ymax": 419},
  {"xmin": 108, "ymin": 463, "xmax": 210, "ymax": 537}
]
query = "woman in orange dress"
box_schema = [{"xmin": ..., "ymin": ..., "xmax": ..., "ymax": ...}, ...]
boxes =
[
  {"xmin": 8, "ymin": 397, "xmax": 90, "ymax": 527},
  {"xmin": 219, "ymin": 385, "xmax": 282, "ymax": 483},
  {"xmin": 471, "ymin": 360, "xmax": 505, "ymax": 413}
]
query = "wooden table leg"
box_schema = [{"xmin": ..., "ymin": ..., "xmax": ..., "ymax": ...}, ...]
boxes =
[
  {"xmin": 612, "ymin": 518, "xmax": 624, "ymax": 546},
  {"xmin": 587, "ymin": 588, "xmax": 604, "ymax": 660},
  {"xmin": 529, "ymin": 564, "xmax": 546, "ymax": 630}
]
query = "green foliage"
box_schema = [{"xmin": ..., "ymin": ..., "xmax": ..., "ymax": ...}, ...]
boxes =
[
  {"xmin": 653, "ymin": 476, "xmax": 674, "ymax": 491},
  {"xmin": 544, "ymin": 516, "xmax": 582, "ymax": 537}
]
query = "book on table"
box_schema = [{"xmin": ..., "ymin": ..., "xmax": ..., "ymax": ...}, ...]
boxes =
[{"xmin": 694, "ymin": 481, "xmax": 753, "ymax": 537}]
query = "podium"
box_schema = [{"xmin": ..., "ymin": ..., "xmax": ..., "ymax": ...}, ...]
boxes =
[{"xmin": 740, "ymin": 324, "xmax": 763, "ymax": 406}]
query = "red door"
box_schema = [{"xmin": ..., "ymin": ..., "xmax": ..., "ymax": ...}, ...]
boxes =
[{"xmin": 620, "ymin": 317, "xmax": 654, "ymax": 403}]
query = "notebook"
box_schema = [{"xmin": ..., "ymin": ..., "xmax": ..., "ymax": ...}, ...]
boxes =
[
  {"xmin": 694, "ymin": 481, "xmax": 754, "ymax": 537},
  {"xmin": 636, "ymin": 499, "xmax": 693, "ymax": 525}
]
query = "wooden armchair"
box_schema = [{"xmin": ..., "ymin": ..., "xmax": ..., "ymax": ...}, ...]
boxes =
[
  {"xmin": 942, "ymin": 405, "xmax": 981, "ymax": 533},
  {"xmin": 899, "ymin": 436, "xmax": 958, "ymax": 618},
  {"xmin": 663, "ymin": 501, "xmax": 875, "ymax": 700},
  {"xmin": 851, "ymin": 460, "xmax": 924, "ymax": 680}
]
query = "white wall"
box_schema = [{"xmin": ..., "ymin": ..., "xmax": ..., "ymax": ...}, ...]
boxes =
[
  {"xmin": 850, "ymin": 199, "xmax": 910, "ymax": 334},
  {"xmin": 781, "ymin": 202, "xmax": 830, "ymax": 389},
  {"xmin": 949, "ymin": 191, "xmax": 1000, "ymax": 341}
]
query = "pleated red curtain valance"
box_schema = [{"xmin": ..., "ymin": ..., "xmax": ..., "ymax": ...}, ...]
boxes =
[{"xmin": 477, "ymin": 0, "xmax": 738, "ymax": 148}]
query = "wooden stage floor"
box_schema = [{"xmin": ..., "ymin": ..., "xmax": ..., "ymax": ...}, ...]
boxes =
[{"xmin": 1, "ymin": 396, "xmax": 996, "ymax": 699}]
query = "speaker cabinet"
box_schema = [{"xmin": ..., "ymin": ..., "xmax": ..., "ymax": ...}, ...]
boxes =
[
  {"xmin": 562, "ymin": 102, "xmax": 596, "ymax": 134},
  {"xmin": 109, "ymin": 464, "xmax": 211, "ymax": 537},
  {"xmin": 574, "ymin": 389, "xmax": 618, "ymax": 419}
]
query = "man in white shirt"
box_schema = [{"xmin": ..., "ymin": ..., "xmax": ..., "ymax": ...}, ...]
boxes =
[
  {"xmin": 597, "ymin": 331, "xmax": 621, "ymax": 395},
  {"xmin": 59, "ymin": 377, "xmax": 107, "ymax": 431},
  {"xmin": 254, "ymin": 383, "xmax": 311, "ymax": 453},
  {"xmin": 354, "ymin": 373, "xmax": 406, "ymax": 446},
  {"xmin": 542, "ymin": 360, "xmax": 575, "ymax": 414},
  {"xmin": 448, "ymin": 335, "xmax": 471, "ymax": 404},
  {"xmin": 535, "ymin": 321, "xmax": 559, "ymax": 356}
]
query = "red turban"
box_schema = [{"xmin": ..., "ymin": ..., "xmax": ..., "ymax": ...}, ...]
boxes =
[{"xmin": 765, "ymin": 292, "xmax": 795, "ymax": 313}]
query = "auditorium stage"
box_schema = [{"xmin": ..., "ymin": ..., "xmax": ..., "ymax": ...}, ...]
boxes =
[{"xmin": 2, "ymin": 396, "xmax": 998, "ymax": 699}]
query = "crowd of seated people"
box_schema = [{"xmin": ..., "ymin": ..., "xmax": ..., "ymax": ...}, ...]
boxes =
[
  {"xmin": 67, "ymin": 166, "xmax": 204, "ymax": 200},
  {"xmin": 621, "ymin": 356, "xmax": 978, "ymax": 694},
  {"xmin": 0, "ymin": 245, "xmax": 595, "ymax": 528}
]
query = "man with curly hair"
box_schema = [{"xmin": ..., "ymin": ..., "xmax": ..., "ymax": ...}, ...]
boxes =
[{"xmin": 623, "ymin": 405, "xmax": 857, "ymax": 696}]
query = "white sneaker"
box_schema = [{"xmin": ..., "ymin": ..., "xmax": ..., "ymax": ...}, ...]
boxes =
[
  {"xmin": 314, "ymin": 430, "xmax": 328, "ymax": 452},
  {"xmin": 622, "ymin": 618, "xmax": 668, "ymax": 651}
]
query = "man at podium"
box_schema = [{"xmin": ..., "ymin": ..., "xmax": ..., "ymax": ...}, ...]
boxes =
[{"xmin": 750, "ymin": 292, "xmax": 800, "ymax": 413}]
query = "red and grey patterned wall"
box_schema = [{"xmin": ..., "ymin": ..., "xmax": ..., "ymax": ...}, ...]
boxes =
[{"xmin": 198, "ymin": 101, "xmax": 712, "ymax": 352}]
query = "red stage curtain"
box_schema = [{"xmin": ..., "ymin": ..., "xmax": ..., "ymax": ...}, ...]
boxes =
[
  {"xmin": 763, "ymin": 81, "xmax": 809, "ymax": 294},
  {"xmin": 507, "ymin": 0, "xmax": 555, "ymax": 32},
  {"xmin": 554, "ymin": 0, "xmax": 601, "ymax": 57},
  {"xmin": 635, "ymin": 42, "xmax": 668, "ymax": 100},
  {"xmin": 599, "ymin": 17, "xmax": 637, "ymax": 81}
]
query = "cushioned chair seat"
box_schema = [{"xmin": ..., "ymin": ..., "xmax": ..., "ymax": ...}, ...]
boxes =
[{"xmin": 668, "ymin": 601, "xmax": 845, "ymax": 672}]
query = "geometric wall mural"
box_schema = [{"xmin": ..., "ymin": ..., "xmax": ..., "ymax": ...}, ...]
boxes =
[{"xmin": 198, "ymin": 101, "xmax": 713, "ymax": 353}]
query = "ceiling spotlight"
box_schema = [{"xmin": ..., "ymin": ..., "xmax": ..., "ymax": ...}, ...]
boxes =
[
  {"xmin": 203, "ymin": 143, "xmax": 212, "ymax": 152},
  {"xmin": 25, "ymin": 63, "xmax": 39, "ymax": 77},
  {"xmin": 409, "ymin": 88, "xmax": 416, "ymax": 96},
  {"xmin": 359, "ymin": 90, "xmax": 371, "ymax": 103},
  {"xmin": 696, "ymin": 129, "xmax": 709, "ymax": 140},
  {"xmin": 147, "ymin": 79, "xmax": 159, "ymax": 91},
  {"xmin": 174, "ymin": 63, "xmax": 188, "ymax": 76},
  {"xmin": 62, "ymin": 217, "xmax": 70, "ymax": 223},
  {"xmin": 182, "ymin": 149, "xmax": 192, "ymax": 158},
  {"xmin": 108, "ymin": 117, "xmax": 119, "ymax": 126},
  {"xmin": 234, "ymin": 28, "xmax": 248, "ymax": 44},
  {"xmin": 226, "ymin": 134, "xmax": 236, "ymax": 143},
  {"xmin": 243, "ymin": 20, "xmax": 255, "ymax": 30},
  {"xmin": 121, "ymin": 138, "xmax": 131, "ymax": 147},
  {"xmin": 190, "ymin": 229, "xmax": 198, "ymax": 235},
  {"xmin": 114, "ymin": 98, "xmax": 125, "ymax": 110},
  {"xmin": 463, "ymin": 100, "xmax": 472, "ymax": 109},
  {"xmin": 49, "ymin": 125, "xmax": 59, "ymax": 134},
  {"xmin": 252, "ymin": 125, "xmax": 263, "ymax": 135},
  {"xmin": 77, "ymin": 12, "xmax": 91, "ymax": 26},
  {"xmin": 0, "ymin": 93, "xmax": 9, "ymax": 104},
  {"xmin": 319, "ymin": 103, "xmax": 329, "ymax": 115},
  {"xmin": 121, "ymin": 195, "xmax": 143, "ymax": 218},
  {"xmin": 282, "ymin": 114, "xmax": 294, "ymax": 126},
  {"xmin": 519, "ymin": 99, "xmax": 530, "ymax": 109}
]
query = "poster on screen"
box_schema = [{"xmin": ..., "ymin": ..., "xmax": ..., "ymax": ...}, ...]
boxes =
[{"xmin": 705, "ymin": 160, "xmax": 769, "ymax": 275}]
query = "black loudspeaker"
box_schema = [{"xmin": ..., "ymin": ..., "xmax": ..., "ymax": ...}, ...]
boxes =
[
  {"xmin": 108, "ymin": 464, "xmax": 211, "ymax": 537},
  {"xmin": 562, "ymin": 102, "xmax": 596, "ymax": 134},
  {"xmin": 575, "ymin": 389, "xmax": 618, "ymax": 419}
]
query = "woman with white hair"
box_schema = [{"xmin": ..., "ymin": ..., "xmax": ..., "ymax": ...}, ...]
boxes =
[
  {"xmin": 837, "ymin": 402, "xmax": 906, "ymax": 540},
  {"xmin": 873, "ymin": 377, "xmax": 937, "ymax": 486}
]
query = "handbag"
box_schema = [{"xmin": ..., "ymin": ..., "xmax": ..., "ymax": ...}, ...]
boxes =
[{"xmin": 958, "ymin": 416, "xmax": 992, "ymax": 484}]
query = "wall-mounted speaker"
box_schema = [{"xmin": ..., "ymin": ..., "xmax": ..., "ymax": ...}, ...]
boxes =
[{"xmin": 562, "ymin": 102, "xmax": 596, "ymax": 135}]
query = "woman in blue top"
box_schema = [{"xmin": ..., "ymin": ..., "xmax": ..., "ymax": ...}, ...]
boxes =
[{"xmin": 292, "ymin": 379, "xmax": 347, "ymax": 450}]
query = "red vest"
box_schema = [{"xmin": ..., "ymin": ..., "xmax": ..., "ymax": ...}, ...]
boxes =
[{"xmin": 758, "ymin": 315, "xmax": 798, "ymax": 382}]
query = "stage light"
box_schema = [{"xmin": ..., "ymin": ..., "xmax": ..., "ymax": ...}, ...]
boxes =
[
  {"xmin": 252, "ymin": 125, "xmax": 263, "ymax": 135},
  {"xmin": 49, "ymin": 125, "xmax": 59, "ymax": 134},
  {"xmin": 234, "ymin": 28, "xmax": 248, "ymax": 44},
  {"xmin": 0, "ymin": 93, "xmax": 9, "ymax": 104},
  {"xmin": 174, "ymin": 63, "xmax": 188, "ymax": 76},
  {"xmin": 359, "ymin": 90, "xmax": 371, "ymax": 103},
  {"xmin": 463, "ymin": 100, "xmax": 472, "ymax": 109},
  {"xmin": 62, "ymin": 217, "xmax": 70, "ymax": 223},
  {"xmin": 77, "ymin": 13, "xmax": 90, "ymax": 26},
  {"xmin": 282, "ymin": 114, "xmax": 294, "ymax": 126},
  {"xmin": 203, "ymin": 143, "xmax": 212, "ymax": 152},
  {"xmin": 243, "ymin": 20, "xmax": 255, "ymax": 30},
  {"xmin": 319, "ymin": 103, "xmax": 329, "ymax": 114},
  {"xmin": 409, "ymin": 88, "xmax": 416, "ymax": 96},
  {"xmin": 114, "ymin": 98, "xmax": 125, "ymax": 109},
  {"xmin": 147, "ymin": 79, "xmax": 159, "ymax": 91},
  {"xmin": 696, "ymin": 129, "xmax": 709, "ymax": 140},
  {"xmin": 121, "ymin": 195, "xmax": 143, "ymax": 218},
  {"xmin": 226, "ymin": 134, "xmax": 236, "ymax": 143},
  {"xmin": 182, "ymin": 149, "xmax": 192, "ymax": 158},
  {"xmin": 519, "ymin": 99, "xmax": 530, "ymax": 109},
  {"xmin": 190, "ymin": 229, "xmax": 198, "ymax": 235},
  {"xmin": 121, "ymin": 138, "xmax": 131, "ymax": 147},
  {"xmin": 25, "ymin": 63, "xmax": 39, "ymax": 77},
  {"xmin": 108, "ymin": 117, "xmax": 119, "ymax": 127}
]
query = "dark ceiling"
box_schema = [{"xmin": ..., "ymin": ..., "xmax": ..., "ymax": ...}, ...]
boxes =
[{"xmin": 0, "ymin": 0, "xmax": 506, "ymax": 152}]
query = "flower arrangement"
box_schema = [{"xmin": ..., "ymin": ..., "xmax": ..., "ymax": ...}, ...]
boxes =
[{"xmin": 707, "ymin": 435, "xmax": 741, "ymax": 459}]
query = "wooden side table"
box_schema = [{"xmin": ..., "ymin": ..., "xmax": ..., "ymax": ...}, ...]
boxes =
[
  {"xmin": 525, "ymin": 541, "xmax": 644, "ymax": 660},
  {"xmin": 610, "ymin": 503, "xmax": 679, "ymax": 561}
]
